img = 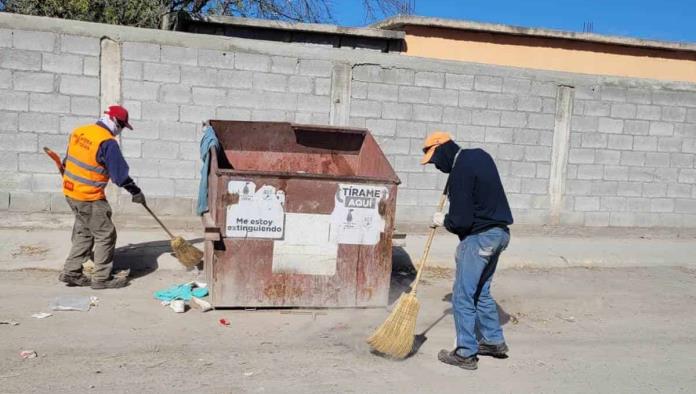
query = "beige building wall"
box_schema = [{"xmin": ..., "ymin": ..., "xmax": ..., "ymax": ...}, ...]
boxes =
[{"xmin": 402, "ymin": 26, "xmax": 696, "ymax": 83}]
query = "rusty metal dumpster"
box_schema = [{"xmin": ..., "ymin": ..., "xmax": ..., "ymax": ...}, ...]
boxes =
[{"xmin": 201, "ymin": 121, "xmax": 400, "ymax": 308}]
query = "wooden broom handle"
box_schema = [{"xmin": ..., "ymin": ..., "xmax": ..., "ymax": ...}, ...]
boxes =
[
  {"xmin": 410, "ymin": 192, "xmax": 448, "ymax": 294},
  {"xmin": 142, "ymin": 203, "xmax": 175, "ymax": 239}
]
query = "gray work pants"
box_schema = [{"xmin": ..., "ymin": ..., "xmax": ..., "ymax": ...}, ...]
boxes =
[{"xmin": 63, "ymin": 197, "xmax": 117, "ymax": 282}]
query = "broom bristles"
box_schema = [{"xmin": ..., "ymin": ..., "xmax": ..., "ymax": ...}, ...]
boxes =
[
  {"xmin": 367, "ymin": 292, "xmax": 420, "ymax": 359},
  {"xmin": 170, "ymin": 236, "xmax": 203, "ymax": 268}
]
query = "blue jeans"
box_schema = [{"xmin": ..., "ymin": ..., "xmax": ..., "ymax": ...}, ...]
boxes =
[{"xmin": 452, "ymin": 227, "xmax": 510, "ymax": 357}]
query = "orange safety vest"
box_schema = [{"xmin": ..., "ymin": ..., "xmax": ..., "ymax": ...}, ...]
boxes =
[{"xmin": 62, "ymin": 124, "xmax": 115, "ymax": 201}]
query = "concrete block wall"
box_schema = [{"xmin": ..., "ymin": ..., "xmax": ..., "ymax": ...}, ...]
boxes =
[{"xmin": 1, "ymin": 13, "xmax": 695, "ymax": 228}]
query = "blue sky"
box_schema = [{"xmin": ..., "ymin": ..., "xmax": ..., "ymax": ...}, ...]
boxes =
[{"xmin": 333, "ymin": 0, "xmax": 696, "ymax": 43}]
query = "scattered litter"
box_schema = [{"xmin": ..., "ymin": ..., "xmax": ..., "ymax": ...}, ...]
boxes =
[
  {"xmin": 90, "ymin": 296, "xmax": 100, "ymax": 307},
  {"xmin": 190, "ymin": 296, "xmax": 212, "ymax": 312},
  {"xmin": 219, "ymin": 318, "xmax": 230, "ymax": 327},
  {"xmin": 20, "ymin": 350, "xmax": 37, "ymax": 359},
  {"xmin": 11, "ymin": 245, "xmax": 49, "ymax": 258},
  {"xmin": 154, "ymin": 282, "xmax": 208, "ymax": 302},
  {"xmin": 244, "ymin": 371, "xmax": 255, "ymax": 377},
  {"xmin": 49, "ymin": 295, "xmax": 94, "ymax": 312},
  {"xmin": 32, "ymin": 313, "xmax": 52, "ymax": 319},
  {"xmin": 556, "ymin": 314, "xmax": 576, "ymax": 323},
  {"xmin": 170, "ymin": 300, "xmax": 186, "ymax": 313},
  {"xmin": 160, "ymin": 301, "xmax": 170, "ymax": 306},
  {"xmin": 0, "ymin": 320, "xmax": 19, "ymax": 326}
]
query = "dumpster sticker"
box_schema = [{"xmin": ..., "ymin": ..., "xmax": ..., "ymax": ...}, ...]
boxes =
[
  {"xmin": 330, "ymin": 184, "xmax": 388, "ymax": 246},
  {"xmin": 226, "ymin": 181, "xmax": 286, "ymax": 239},
  {"xmin": 272, "ymin": 213, "xmax": 338, "ymax": 276}
]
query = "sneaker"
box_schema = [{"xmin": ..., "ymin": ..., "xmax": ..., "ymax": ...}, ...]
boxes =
[
  {"xmin": 478, "ymin": 342, "xmax": 509, "ymax": 358},
  {"xmin": 91, "ymin": 277, "xmax": 128, "ymax": 290},
  {"xmin": 438, "ymin": 349, "xmax": 478, "ymax": 370},
  {"xmin": 59, "ymin": 272, "xmax": 91, "ymax": 287}
]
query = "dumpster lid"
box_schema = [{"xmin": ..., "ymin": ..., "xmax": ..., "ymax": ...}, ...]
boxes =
[{"xmin": 210, "ymin": 121, "xmax": 400, "ymax": 184}]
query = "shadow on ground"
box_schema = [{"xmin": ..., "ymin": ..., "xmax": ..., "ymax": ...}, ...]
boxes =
[
  {"xmin": 389, "ymin": 246, "xmax": 417, "ymax": 304},
  {"xmin": 112, "ymin": 238, "xmax": 204, "ymax": 279}
]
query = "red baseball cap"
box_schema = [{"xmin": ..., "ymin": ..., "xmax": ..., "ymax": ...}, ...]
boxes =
[{"xmin": 105, "ymin": 105, "xmax": 132, "ymax": 130}]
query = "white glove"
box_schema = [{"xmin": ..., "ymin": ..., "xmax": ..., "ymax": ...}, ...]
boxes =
[{"xmin": 432, "ymin": 212, "xmax": 445, "ymax": 228}]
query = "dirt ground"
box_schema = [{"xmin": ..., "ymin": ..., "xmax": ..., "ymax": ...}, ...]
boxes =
[{"xmin": 1, "ymin": 265, "xmax": 695, "ymax": 394}]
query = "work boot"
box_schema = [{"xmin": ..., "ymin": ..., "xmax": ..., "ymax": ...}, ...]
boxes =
[
  {"xmin": 58, "ymin": 272, "xmax": 91, "ymax": 287},
  {"xmin": 438, "ymin": 349, "xmax": 478, "ymax": 370},
  {"xmin": 91, "ymin": 276, "xmax": 128, "ymax": 290},
  {"xmin": 478, "ymin": 342, "xmax": 509, "ymax": 358}
]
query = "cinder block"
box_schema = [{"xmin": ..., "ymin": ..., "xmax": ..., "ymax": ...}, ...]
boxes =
[
  {"xmin": 158, "ymin": 121, "xmax": 197, "ymax": 142},
  {"xmin": 70, "ymin": 96, "xmax": 99, "ymax": 116},
  {"xmin": 501, "ymin": 176, "xmax": 521, "ymax": 193},
  {"xmin": 429, "ymin": 89, "xmax": 458, "ymax": 106},
  {"xmin": 13, "ymin": 30, "xmax": 55, "ymax": 51},
  {"xmin": 598, "ymin": 118, "xmax": 623, "ymax": 134},
  {"xmin": 0, "ymin": 112, "xmax": 18, "ymax": 131},
  {"xmin": 524, "ymin": 145, "xmax": 551, "ymax": 162},
  {"xmin": 472, "ymin": 110, "xmax": 500, "ymax": 126},
  {"xmin": 610, "ymin": 103, "xmax": 636, "ymax": 119},
  {"xmin": 570, "ymin": 116, "xmax": 597, "ymax": 132},
  {"xmin": 38, "ymin": 134, "xmax": 68, "ymax": 153},
  {"xmin": 502, "ymin": 78, "xmax": 530, "ymax": 94},
  {"xmin": 141, "ymin": 102, "xmax": 179, "ymax": 121},
  {"xmin": 175, "ymin": 179, "xmax": 199, "ymax": 198},
  {"xmin": 377, "ymin": 137, "xmax": 410, "ymax": 155},
  {"xmin": 120, "ymin": 138, "xmax": 141, "ymax": 158},
  {"xmin": 0, "ymin": 191, "xmax": 9, "ymax": 210},
  {"xmin": 584, "ymin": 212, "xmax": 610, "ymax": 227},
  {"xmin": 414, "ymin": 71, "xmax": 444, "ymax": 88},
  {"xmin": 474, "ymin": 76, "xmax": 502, "ymax": 93},
  {"xmin": 581, "ymin": 133, "xmax": 608, "ymax": 148},
  {"xmin": 582, "ymin": 101, "xmax": 610, "ymax": 116},
  {"xmin": 625, "ymin": 88, "xmax": 652, "ymax": 104},
  {"xmin": 510, "ymin": 161, "xmax": 536, "ymax": 178},
  {"xmin": 297, "ymin": 95, "xmax": 330, "ymax": 113},
  {"xmin": 536, "ymin": 163, "xmax": 551, "ymax": 178},
  {"xmin": 396, "ymin": 120, "xmax": 427, "ymax": 138},
  {"xmin": 29, "ymin": 93, "xmax": 70, "ymax": 113},
  {"xmin": 366, "ymin": 118, "xmax": 396, "ymax": 137},
  {"xmin": 683, "ymin": 138, "xmax": 696, "ymax": 154},
  {"xmin": 0, "ymin": 69, "xmax": 10, "ymax": 89},
  {"xmin": 83, "ymin": 56, "xmax": 98, "ymax": 76},
  {"xmin": 649, "ymin": 122, "xmax": 674, "ymax": 136},
  {"xmin": 667, "ymin": 183, "xmax": 692, "ymax": 198},
  {"xmin": 655, "ymin": 167, "xmax": 679, "ymax": 182},
  {"xmin": 657, "ymin": 137, "xmax": 682, "ymax": 152},
  {"xmin": 413, "ymin": 104, "xmax": 442, "ymax": 122},
  {"xmin": 123, "ymin": 100, "xmax": 141, "ymax": 120},
  {"xmin": 620, "ymin": 151, "xmax": 645, "ymax": 166},
  {"xmin": 14, "ymin": 72, "xmax": 54, "ymax": 93},
  {"xmin": 442, "ymin": 107, "xmax": 471, "ymax": 124},
  {"xmin": 636, "ymin": 105, "xmax": 661, "ymax": 120},
  {"xmin": 576, "ymin": 164, "xmax": 603, "ymax": 180},
  {"xmin": 574, "ymin": 196, "xmax": 600, "ymax": 211},
  {"xmin": 643, "ymin": 183, "xmax": 668, "ymax": 198},
  {"xmin": 137, "ymin": 177, "xmax": 175, "ymax": 197},
  {"xmin": 161, "ymin": 84, "xmax": 192, "ymax": 104},
  {"xmin": 314, "ymin": 78, "xmax": 331, "ymax": 96},
  {"xmin": 61, "ymin": 35, "xmax": 100, "ymax": 55},
  {"xmin": 350, "ymin": 99, "xmax": 381, "ymax": 118},
  {"xmin": 600, "ymin": 196, "xmax": 626, "ymax": 211},
  {"xmin": 270, "ymin": 56, "xmax": 298, "ymax": 74},
  {"xmin": 42, "ymin": 53, "xmax": 82, "ymax": 75},
  {"xmin": 31, "ymin": 173, "xmax": 61, "ymax": 192},
  {"xmin": 528, "ymin": 113, "xmax": 554, "ymax": 130},
  {"xmin": 445, "ymin": 73, "xmax": 474, "ymax": 90},
  {"xmin": 350, "ymin": 81, "xmax": 367, "ymax": 99},
  {"xmin": 18, "ymin": 152, "xmax": 57, "ymax": 173},
  {"xmin": 181, "ymin": 66, "xmax": 219, "ymax": 86},
  {"xmin": 568, "ymin": 148, "xmax": 595, "ymax": 165},
  {"xmin": 484, "ymin": 127, "xmax": 513, "ymax": 143},
  {"xmin": 177, "ymin": 142, "xmax": 198, "ymax": 161},
  {"xmin": 142, "ymin": 140, "xmax": 178, "ymax": 159},
  {"xmin": 407, "ymin": 173, "xmax": 438, "ymax": 189},
  {"xmin": 310, "ymin": 112, "xmax": 329, "ymax": 124},
  {"xmin": 60, "ymin": 116, "xmax": 95, "ymax": 134},
  {"xmin": 604, "ymin": 165, "xmax": 628, "ymax": 181},
  {"xmin": 499, "ymin": 111, "xmax": 526, "ymax": 127},
  {"xmin": 60, "ymin": 75, "xmax": 98, "ymax": 96},
  {"xmin": 496, "ymin": 144, "xmax": 524, "ymax": 160},
  {"xmin": 512, "ymin": 129, "xmax": 539, "ymax": 145},
  {"xmin": 122, "ymin": 61, "xmax": 143, "ymax": 80},
  {"xmin": 9, "ymin": 191, "xmax": 50, "ymax": 211},
  {"xmin": 507, "ymin": 193, "xmax": 532, "ymax": 209},
  {"xmin": 653, "ymin": 91, "xmax": 696, "ymax": 107},
  {"xmin": 0, "ymin": 29, "xmax": 11, "ymax": 47},
  {"xmin": 157, "ymin": 158, "xmax": 196, "ymax": 179},
  {"xmin": 628, "ymin": 166, "xmax": 653, "ymax": 182},
  {"xmin": 594, "ymin": 150, "xmax": 620, "ymax": 165},
  {"xmin": 615, "ymin": 182, "xmax": 642, "ymax": 197},
  {"xmin": 601, "ymin": 86, "xmax": 626, "ymax": 102},
  {"xmin": 632, "ymin": 136, "xmax": 657, "ymax": 152},
  {"xmin": 19, "ymin": 112, "xmax": 59, "ymax": 133},
  {"xmin": 123, "ymin": 42, "xmax": 160, "ymax": 62},
  {"xmin": 686, "ymin": 109, "xmax": 696, "ymax": 123},
  {"xmin": 368, "ymin": 83, "xmax": 398, "ymax": 102},
  {"xmin": 143, "ymin": 63, "xmax": 180, "ymax": 83},
  {"xmin": 678, "ymin": 168, "xmax": 696, "ymax": 183},
  {"xmin": 352, "ymin": 65, "xmax": 382, "ymax": 83},
  {"xmin": 218, "ymin": 70, "xmax": 253, "ymax": 89},
  {"xmin": 179, "ymin": 104, "xmax": 216, "ymax": 123},
  {"xmin": 0, "ymin": 151, "xmax": 18, "ymax": 171},
  {"xmin": 383, "ymin": 68, "xmax": 414, "ymax": 85},
  {"xmin": 624, "ymin": 120, "xmax": 650, "ymax": 135},
  {"xmin": 288, "ymin": 75, "xmax": 313, "ymax": 94},
  {"xmin": 456, "ymin": 125, "xmax": 485, "ymax": 142},
  {"xmin": 190, "ymin": 86, "xmax": 223, "ymax": 106},
  {"xmin": 0, "ymin": 49, "xmax": 41, "ymax": 70},
  {"xmin": 252, "ymin": 72, "xmax": 287, "ymax": 92},
  {"xmin": 298, "ymin": 59, "xmax": 331, "ymax": 77},
  {"xmin": 645, "ymin": 152, "xmax": 670, "ymax": 167},
  {"xmin": 161, "ymin": 45, "xmax": 198, "ymax": 66},
  {"xmin": 675, "ymin": 124, "xmax": 696, "ymax": 139},
  {"xmin": 521, "ymin": 178, "xmax": 547, "ymax": 194},
  {"xmin": 531, "ymin": 81, "xmax": 557, "ymax": 98},
  {"xmin": 458, "ymin": 91, "xmax": 487, "ymax": 109},
  {"xmin": 382, "ymin": 102, "xmax": 411, "ymax": 120},
  {"xmin": 488, "ymin": 94, "xmax": 516, "ymax": 111},
  {"xmin": 397, "ymin": 86, "xmax": 428, "ymax": 104},
  {"xmin": 260, "ymin": 91, "xmax": 297, "ymax": 111}
]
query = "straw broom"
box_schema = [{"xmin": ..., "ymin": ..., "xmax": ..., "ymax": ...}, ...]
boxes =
[
  {"xmin": 367, "ymin": 192, "xmax": 448, "ymax": 359},
  {"xmin": 142, "ymin": 204, "xmax": 203, "ymax": 269}
]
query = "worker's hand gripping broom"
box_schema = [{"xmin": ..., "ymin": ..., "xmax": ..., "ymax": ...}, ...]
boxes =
[{"xmin": 367, "ymin": 190, "xmax": 448, "ymax": 359}]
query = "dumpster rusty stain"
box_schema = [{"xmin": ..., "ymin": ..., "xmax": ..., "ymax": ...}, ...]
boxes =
[{"xmin": 223, "ymin": 192, "xmax": 240, "ymax": 205}]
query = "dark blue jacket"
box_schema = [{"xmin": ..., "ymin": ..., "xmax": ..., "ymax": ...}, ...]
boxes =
[{"xmin": 430, "ymin": 140, "xmax": 513, "ymax": 240}]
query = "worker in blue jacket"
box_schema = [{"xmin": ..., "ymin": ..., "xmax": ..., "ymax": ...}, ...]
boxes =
[{"xmin": 420, "ymin": 131, "xmax": 513, "ymax": 370}]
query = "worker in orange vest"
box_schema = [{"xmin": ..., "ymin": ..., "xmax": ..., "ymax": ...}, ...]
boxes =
[{"xmin": 60, "ymin": 105, "xmax": 145, "ymax": 290}]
